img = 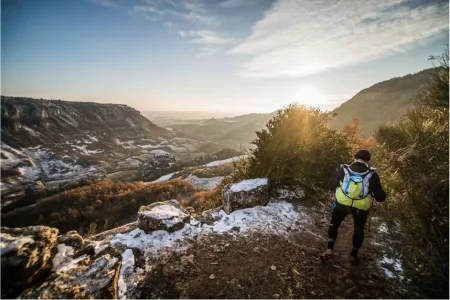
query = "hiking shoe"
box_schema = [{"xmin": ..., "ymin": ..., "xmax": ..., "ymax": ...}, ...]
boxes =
[{"xmin": 349, "ymin": 255, "xmax": 359, "ymax": 266}]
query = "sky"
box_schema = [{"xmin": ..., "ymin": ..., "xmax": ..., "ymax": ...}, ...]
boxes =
[{"xmin": 2, "ymin": 0, "xmax": 449, "ymax": 114}]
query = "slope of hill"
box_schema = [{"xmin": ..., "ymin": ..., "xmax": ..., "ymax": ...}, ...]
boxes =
[
  {"xmin": 329, "ymin": 68, "xmax": 435, "ymax": 136},
  {"xmin": 166, "ymin": 112, "xmax": 276, "ymax": 150},
  {"xmin": 0, "ymin": 97, "xmax": 227, "ymax": 208}
]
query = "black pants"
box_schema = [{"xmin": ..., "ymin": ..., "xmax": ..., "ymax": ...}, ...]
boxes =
[{"xmin": 328, "ymin": 201, "xmax": 368, "ymax": 249}]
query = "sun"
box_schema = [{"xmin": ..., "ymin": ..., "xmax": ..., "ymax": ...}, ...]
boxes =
[{"xmin": 294, "ymin": 85, "xmax": 326, "ymax": 108}]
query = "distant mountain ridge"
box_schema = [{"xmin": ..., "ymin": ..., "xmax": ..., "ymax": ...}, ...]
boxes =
[
  {"xmin": 329, "ymin": 68, "xmax": 435, "ymax": 136},
  {"xmin": 0, "ymin": 97, "xmax": 226, "ymax": 207},
  {"xmin": 166, "ymin": 112, "xmax": 276, "ymax": 150}
]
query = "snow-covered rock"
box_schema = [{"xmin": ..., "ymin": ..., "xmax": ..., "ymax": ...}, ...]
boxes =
[
  {"xmin": 222, "ymin": 178, "xmax": 269, "ymax": 214},
  {"xmin": 137, "ymin": 201, "xmax": 191, "ymax": 233},
  {"xmin": 1, "ymin": 226, "xmax": 59, "ymax": 298}
]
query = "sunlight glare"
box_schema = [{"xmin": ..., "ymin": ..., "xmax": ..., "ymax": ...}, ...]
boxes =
[{"xmin": 294, "ymin": 85, "xmax": 326, "ymax": 108}]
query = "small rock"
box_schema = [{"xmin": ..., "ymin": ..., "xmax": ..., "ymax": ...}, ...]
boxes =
[
  {"xmin": 181, "ymin": 254, "xmax": 194, "ymax": 266},
  {"xmin": 345, "ymin": 278, "xmax": 355, "ymax": 286},
  {"xmin": 210, "ymin": 262, "xmax": 219, "ymax": 265},
  {"xmin": 270, "ymin": 265, "xmax": 277, "ymax": 271},
  {"xmin": 273, "ymin": 293, "xmax": 280, "ymax": 298},
  {"xmin": 210, "ymin": 274, "xmax": 215, "ymax": 280},
  {"xmin": 345, "ymin": 287, "xmax": 356, "ymax": 297}
]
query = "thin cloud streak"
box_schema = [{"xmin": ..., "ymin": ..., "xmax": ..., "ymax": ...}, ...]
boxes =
[{"xmin": 229, "ymin": 0, "xmax": 449, "ymax": 78}]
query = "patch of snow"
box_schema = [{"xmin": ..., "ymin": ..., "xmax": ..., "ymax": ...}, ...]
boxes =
[
  {"xmin": 17, "ymin": 165, "xmax": 40, "ymax": 179},
  {"xmin": 0, "ymin": 234, "xmax": 34, "ymax": 256},
  {"xmin": 52, "ymin": 244, "xmax": 74, "ymax": 270},
  {"xmin": 110, "ymin": 201, "xmax": 311, "ymax": 257},
  {"xmin": 203, "ymin": 155, "xmax": 248, "ymax": 167},
  {"xmin": 58, "ymin": 255, "xmax": 88, "ymax": 272},
  {"xmin": 152, "ymin": 172, "xmax": 177, "ymax": 182},
  {"xmin": 118, "ymin": 249, "xmax": 135, "ymax": 299},
  {"xmin": 229, "ymin": 178, "xmax": 267, "ymax": 192},
  {"xmin": 126, "ymin": 118, "xmax": 136, "ymax": 128},
  {"xmin": 186, "ymin": 174, "xmax": 224, "ymax": 190},
  {"xmin": 87, "ymin": 134, "xmax": 98, "ymax": 142},
  {"xmin": 22, "ymin": 125, "xmax": 40, "ymax": 137},
  {"xmin": 72, "ymin": 145, "xmax": 104, "ymax": 155},
  {"xmin": 143, "ymin": 205, "xmax": 187, "ymax": 220},
  {"xmin": 381, "ymin": 254, "xmax": 404, "ymax": 280},
  {"xmin": 150, "ymin": 149, "xmax": 171, "ymax": 156},
  {"xmin": 378, "ymin": 223, "xmax": 388, "ymax": 233}
]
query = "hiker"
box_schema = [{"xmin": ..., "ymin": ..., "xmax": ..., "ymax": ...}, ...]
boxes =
[{"xmin": 324, "ymin": 149, "xmax": 386, "ymax": 265}]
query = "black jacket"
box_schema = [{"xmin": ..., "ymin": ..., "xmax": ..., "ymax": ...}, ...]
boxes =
[{"xmin": 328, "ymin": 162, "xmax": 386, "ymax": 202}]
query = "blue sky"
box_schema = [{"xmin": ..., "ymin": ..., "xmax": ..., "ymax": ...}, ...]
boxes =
[{"xmin": 2, "ymin": 0, "xmax": 448, "ymax": 113}]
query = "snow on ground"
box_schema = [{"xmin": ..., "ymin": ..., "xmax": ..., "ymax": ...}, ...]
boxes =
[
  {"xmin": 151, "ymin": 172, "xmax": 178, "ymax": 183},
  {"xmin": 0, "ymin": 234, "xmax": 34, "ymax": 256},
  {"xmin": 109, "ymin": 200, "xmax": 311, "ymax": 257},
  {"xmin": 381, "ymin": 255, "xmax": 404, "ymax": 280},
  {"xmin": 52, "ymin": 244, "xmax": 75, "ymax": 270},
  {"xmin": 126, "ymin": 118, "xmax": 136, "ymax": 128},
  {"xmin": 186, "ymin": 174, "xmax": 224, "ymax": 190},
  {"xmin": 150, "ymin": 149, "xmax": 171, "ymax": 156},
  {"xmin": 118, "ymin": 249, "xmax": 135, "ymax": 299},
  {"xmin": 72, "ymin": 145, "xmax": 104, "ymax": 155},
  {"xmin": 203, "ymin": 155, "xmax": 248, "ymax": 167},
  {"xmin": 22, "ymin": 125, "xmax": 40, "ymax": 137},
  {"xmin": 229, "ymin": 178, "xmax": 267, "ymax": 192}
]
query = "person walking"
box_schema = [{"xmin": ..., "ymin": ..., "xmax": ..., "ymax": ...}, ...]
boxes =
[{"xmin": 323, "ymin": 149, "xmax": 386, "ymax": 265}]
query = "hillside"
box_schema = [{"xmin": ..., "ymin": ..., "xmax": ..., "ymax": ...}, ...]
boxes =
[
  {"xmin": 166, "ymin": 112, "xmax": 276, "ymax": 150},
  {"xmin": 329, "ymin": 68, "xmax": 435, "ymax": 136},
  {"xmin": 0, "ymin": 97, "xmax": 230, "ymax": 210}
]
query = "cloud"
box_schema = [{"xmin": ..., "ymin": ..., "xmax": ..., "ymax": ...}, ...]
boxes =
[
  {"xmin": 197, "ymin": 47, "xmax": 218, "ymax": 57},
  {"xmin": 179, "ymin": 30, "xmax": 233, "ymax": 44},
  {"xmin": 219, "ymin": 0, "xmax": 257, "ymax": 8},
  {"xmin": 229, "ymin": 0, "xmax": 449, "ymax": 78},
  {"xmin": 133, "ymin": 0, "xmax": 217, "ymax": 26}
]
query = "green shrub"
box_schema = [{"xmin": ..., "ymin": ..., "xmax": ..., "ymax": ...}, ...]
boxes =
[
  {"xmin": 375, "ymin": 51, "xmax": 449, "ymax": 298},
  {"xmin": 237, "ymin": 104, "xmax": 351, "ymax": 191}
]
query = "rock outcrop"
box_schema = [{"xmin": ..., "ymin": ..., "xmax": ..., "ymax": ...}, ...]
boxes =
[
  {"xmin": 138, "ymin": 200, "xmax": 191, "ymax": 233},
  {"xmin": 1, "ymin": 226, "xmax": 59, "ymax": 298},
  {"xmin": 222, "ymin": 178, "xmax": 269, "ymax": 214}
]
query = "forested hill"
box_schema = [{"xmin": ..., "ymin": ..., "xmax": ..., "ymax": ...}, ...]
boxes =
[{"xmin": 329, "ymin": 68, "xmax": 436, "ymax": 136}]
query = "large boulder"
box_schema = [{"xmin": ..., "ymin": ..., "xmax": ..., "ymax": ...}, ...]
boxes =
[
  {"xmin": 138, "ymin": 200, "xmax": 191, "ymax": 233},
  {"xmin": 1, "ymin": 226, "xmax": 59, "ymax": 298},
  {"xmin": 222, "ymin": 178, "xmax": 269, "ymax": 214}
]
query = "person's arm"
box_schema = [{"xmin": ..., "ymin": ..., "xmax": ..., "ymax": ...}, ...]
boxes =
[
  {"xmin": 369, "ymin": 173, "xmax": 386, "ymax": 202},
  {"xmin": 328, "ymin": 167, "xmax": 344, "ymax": 192}
]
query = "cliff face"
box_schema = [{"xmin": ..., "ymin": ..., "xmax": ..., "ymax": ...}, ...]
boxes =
[{"xmin": 1, "ymin": 96, "xmax": 171, "ymax": 149}]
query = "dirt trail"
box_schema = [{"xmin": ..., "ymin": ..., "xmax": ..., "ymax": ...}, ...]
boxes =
[{"xmin": 132, "ymin": 204, "xmax": 421, "ymax": 299}]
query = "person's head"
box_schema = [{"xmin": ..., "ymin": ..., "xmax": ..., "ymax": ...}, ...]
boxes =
[{"xmin": 354, "ymin": 149, "xmax": 371, "ymax": 162}]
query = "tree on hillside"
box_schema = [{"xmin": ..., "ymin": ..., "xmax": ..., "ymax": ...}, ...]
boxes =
[
  {"xmin": 341, "ymin": 118, "xmax": 377, "ymax": 152},
  {"xmin": 375, "ymin": 50, "xmax": 449, "ymax": 298},
  {"xmin": 239, "ymin": 104, "xmax": 351, "ymax": 191}
]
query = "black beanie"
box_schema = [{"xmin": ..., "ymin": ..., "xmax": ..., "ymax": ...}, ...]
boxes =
[{"xmin": 355, "ymin": 149, "xmax": 371, "ymax": 162}]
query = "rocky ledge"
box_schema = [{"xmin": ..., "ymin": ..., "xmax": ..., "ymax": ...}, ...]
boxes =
[{"xmin": 1, "ymin": 179, "xmax": 310, "ymax": 298}]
